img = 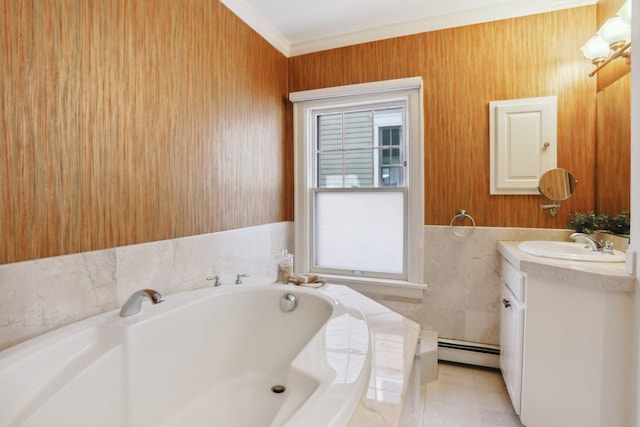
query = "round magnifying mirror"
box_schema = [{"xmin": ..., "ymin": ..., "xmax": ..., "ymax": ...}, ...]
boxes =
[{"xmin": 538, "ymin": 168, "xmax": 577, "ymax": 202}]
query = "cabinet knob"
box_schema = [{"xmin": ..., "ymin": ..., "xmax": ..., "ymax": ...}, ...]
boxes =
[{"xmin": 502, "ymin": 298, "xmax": 511, "ymax": 308}]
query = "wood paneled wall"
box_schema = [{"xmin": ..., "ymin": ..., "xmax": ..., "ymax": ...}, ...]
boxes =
[
  {"xmin": 596, "ymin": 73, "xmax": 630, "ymax": 215},
  {"xmin": 0, "ymin": 0, "xmax": 289, "ymax": 264},
  {"xmin": 2, "ymin": 2, "xmax": 618, "ymax": 264},
  {"xmin": 289, "ymin": 7, "xmax": 598, "ymax": 228}
]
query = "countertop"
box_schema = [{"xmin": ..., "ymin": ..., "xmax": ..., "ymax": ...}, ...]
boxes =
[{"xmin": 497, "ymin": 241, "xmax": 635, "ymax": 293}]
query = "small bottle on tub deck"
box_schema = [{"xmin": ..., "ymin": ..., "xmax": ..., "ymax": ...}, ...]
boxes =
[{"xmin": 276, "ymin": 249, "xmax": 293, "ymax": 283}]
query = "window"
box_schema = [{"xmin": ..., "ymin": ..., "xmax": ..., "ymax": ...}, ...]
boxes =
[
  {"xmin": 316, "ymin": 107, "xmax": 404, "ymax": 189},
  {"xmin": 378, "ymin": 125, "xmax": 404, "ymax": 187},
  {"xmin": 291, "ymin": 78, "xmax": 424, "ymax": 283}
]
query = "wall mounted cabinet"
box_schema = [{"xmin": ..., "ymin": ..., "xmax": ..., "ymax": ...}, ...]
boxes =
[{"xmin": 489, "ymin": 96, "xmax": 557, "ymax": 195}]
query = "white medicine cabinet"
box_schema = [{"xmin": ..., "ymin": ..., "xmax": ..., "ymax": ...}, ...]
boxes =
[{"xmin": 489, "ymin": 96, "xmax": 557, "ymax": 195}]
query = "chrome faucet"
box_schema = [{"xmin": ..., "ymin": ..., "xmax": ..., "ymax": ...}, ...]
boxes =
[
  {"xmin": 570, "ymin": 233, "xmax": 603, "ymax": 251},
  {"xmin": 119, "ymin": 289, "xmax": 165, "ymax": 317}
]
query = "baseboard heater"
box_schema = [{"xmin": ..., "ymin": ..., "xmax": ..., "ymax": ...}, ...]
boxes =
[{"xmin": 437, "ymin": 338, "xmax": 500, "ymax": 369}]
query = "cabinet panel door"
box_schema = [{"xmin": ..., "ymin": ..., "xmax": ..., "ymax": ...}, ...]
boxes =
[
  {"xmin": 489, "ymin": 96, "xmax": 557, "ymax": 194},
  {"xmin": 500, "ymin": 283, "xmax": 524, "ymax": 415}
]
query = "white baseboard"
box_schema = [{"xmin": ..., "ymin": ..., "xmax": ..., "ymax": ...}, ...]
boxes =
[{"xmin": 437, "ymin": 339, "xmax": 500, "ymax": 369}]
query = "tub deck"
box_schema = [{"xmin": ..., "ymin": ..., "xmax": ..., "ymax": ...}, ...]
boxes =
[{"xmin": 327, "ymin": 286, "xmax": 421, "ymax": 427}]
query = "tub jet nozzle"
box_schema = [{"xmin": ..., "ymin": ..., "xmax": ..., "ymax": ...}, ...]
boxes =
[{"xmin": 279, "ymin": 293, "xmax": 297, "ymax": 312}]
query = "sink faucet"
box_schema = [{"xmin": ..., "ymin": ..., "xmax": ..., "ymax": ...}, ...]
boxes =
[
  {"xmin": 119, "ymin": 289, "xmax": 165, "ymax": 317},
  {"xmin": 570, "ymin": 233, "xmax": 603, "ymax": 251}
]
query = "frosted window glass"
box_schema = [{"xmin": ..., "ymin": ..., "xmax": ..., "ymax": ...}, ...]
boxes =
[{"xmin": 314, "ymin": 191, "xmax": 404, "ymax": 274}]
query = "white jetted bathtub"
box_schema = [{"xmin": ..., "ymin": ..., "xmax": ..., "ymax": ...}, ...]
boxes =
[{"xmin": 0, "ymin": 284, "xmax": 371, "ymax": 427}]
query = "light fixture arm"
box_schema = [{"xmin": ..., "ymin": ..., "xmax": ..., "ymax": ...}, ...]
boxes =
[{"xmin": 588, "ymin": 41, "xmax": 631, "ymax": 77}]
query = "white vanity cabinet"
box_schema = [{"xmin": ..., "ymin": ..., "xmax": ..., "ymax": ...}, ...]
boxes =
[
  {"xmin": 498, "ymin": 242, "xmax": 634, "ymax": 427},
  {"xmin": 499, "ymin": 258, "xmax": 525, "ymax": 415}
]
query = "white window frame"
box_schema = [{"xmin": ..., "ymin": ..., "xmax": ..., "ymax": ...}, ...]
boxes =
[{"xmin": 290, "ymin": 77, "xmax": 424, "ymax": 285}]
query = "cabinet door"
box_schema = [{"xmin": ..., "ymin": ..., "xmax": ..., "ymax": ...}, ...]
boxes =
[
  {"xmin": 489, "ymin": 96, "xmax": 557, "ymax": 194},
  {"xmin": 500, "ymin": 283, "xmax": 525, "ymax": 415}
]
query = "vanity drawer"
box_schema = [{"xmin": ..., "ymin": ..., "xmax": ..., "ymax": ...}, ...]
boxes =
[{"xmin": 501, "ymin": 258, "xmax": 525, "ymax": 303}]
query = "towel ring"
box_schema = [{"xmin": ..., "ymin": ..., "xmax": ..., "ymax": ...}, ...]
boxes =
[{"xmin": 449, "ymin": 209, "xmax": 476, "ymax": 237}]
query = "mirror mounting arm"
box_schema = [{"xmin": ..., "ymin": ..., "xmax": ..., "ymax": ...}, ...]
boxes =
[
  {"xmin": 538, "ymin": 168, "xmax": 577, "ymax": 217},
  {"xmin": 540, "ymin": 202, "xmax": 562, "ymax": 216}
]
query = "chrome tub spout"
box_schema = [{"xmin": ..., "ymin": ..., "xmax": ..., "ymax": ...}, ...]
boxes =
[{"xmin": 119, "ymin": 289, "xmax": 165, "ymax": 317}]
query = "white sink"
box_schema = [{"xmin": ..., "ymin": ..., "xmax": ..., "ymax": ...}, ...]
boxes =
[{"xmin": 517, "ymin": 241, "xmax": 625, "ymax": 263}]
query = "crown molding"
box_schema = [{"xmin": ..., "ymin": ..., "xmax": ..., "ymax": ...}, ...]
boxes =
[
  {"xmin": 288, "ymin": 0, "xmax": 597, "ymax": 56},
  {"xmin": 219, "ymin": 0, "xmax": 291, "ymax": 57},
  {"xmin": 221, "ymin": 0, "xmax": 596, "ymax": 58}
]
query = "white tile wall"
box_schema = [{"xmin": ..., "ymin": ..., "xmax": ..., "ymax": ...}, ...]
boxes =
[{"xmin": 0, "ymin": 222, "xmax": 293, "ymax": 351}]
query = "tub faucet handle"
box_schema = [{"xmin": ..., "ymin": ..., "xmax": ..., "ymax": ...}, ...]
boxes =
[
  {"xmin": 207, "ymin": 275, "xmax": 222, "ymax": 286},
  {"xmin": 235, "ymin": 273, "xmax": 249, "ymax": 284}
]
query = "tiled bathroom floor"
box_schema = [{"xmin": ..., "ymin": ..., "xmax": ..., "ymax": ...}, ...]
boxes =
[{"xmin": 421, "ymin": 362, "xmax": 524, "ymax": 427}]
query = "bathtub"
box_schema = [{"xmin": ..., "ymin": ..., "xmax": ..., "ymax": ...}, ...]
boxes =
[{"xmin": 0, "ymin": 284, "xmax": 371, "ymax": 427}]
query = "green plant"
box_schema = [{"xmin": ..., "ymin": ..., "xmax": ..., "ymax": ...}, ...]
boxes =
[
  {"xmin": 568, "ymin": 211, "xmax": 630, "ymax": 235},
  {"xmin": 567, "ymin": 211, "xmax": 605, "ymax": 234},
  {"xmin": 599, "ymin": 211, "xmax": 631, "ymax": 235}
]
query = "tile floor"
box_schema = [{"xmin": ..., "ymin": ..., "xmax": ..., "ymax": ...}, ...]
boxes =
[{"xmin": 421, "ymin": 362, "xmax": 524, "ymax": 427}]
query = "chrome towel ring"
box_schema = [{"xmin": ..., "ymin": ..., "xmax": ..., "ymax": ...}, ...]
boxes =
[{"xmin": 449, "ymin": 209, "xmax": 476, "ymax": 237}]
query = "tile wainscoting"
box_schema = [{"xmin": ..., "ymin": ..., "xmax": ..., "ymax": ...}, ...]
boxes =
[
  {"xmin": 363, "ymin": 226, "xmax": 575, "ymax": 348},
  {"xmin": 0, "ymin": 222, "xmax": 293, "ymax": 351},
  {"xmin": 1, "ymin": 223, "xmax": 587, "ymax": 352}
]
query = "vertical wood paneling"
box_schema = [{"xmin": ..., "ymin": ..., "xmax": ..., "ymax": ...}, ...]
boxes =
[
  {"xmin": 1, "ymin": 1, "xmax": 38, "ymax": 262},
  {"xmin": 3, "ymin": 1, "xmax": 623, "ymax": 264},
  {"xmin": 1, "ymin": 0, "xmax": 289, "ymax": 264},
  {"xmin": 289, "ymin": 7, "xmax": 597, "ymax": 229},
  {"xmin": 596, "ymin": 74, "xmax": 630, "ymax": 214}
]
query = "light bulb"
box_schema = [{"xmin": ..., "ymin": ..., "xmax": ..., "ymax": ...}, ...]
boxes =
[
  {"xmin": 598, "ymin": 16, "xmax": 631, "ymax": 49},
  {"xmin": 581, "ymin": 36, "xmax": 611, "ymax": 63}
]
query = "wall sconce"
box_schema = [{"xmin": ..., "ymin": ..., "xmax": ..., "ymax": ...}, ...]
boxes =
[{"xmin": 581, "ymin": 0, "xmax": 631, "ymax": 77}]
